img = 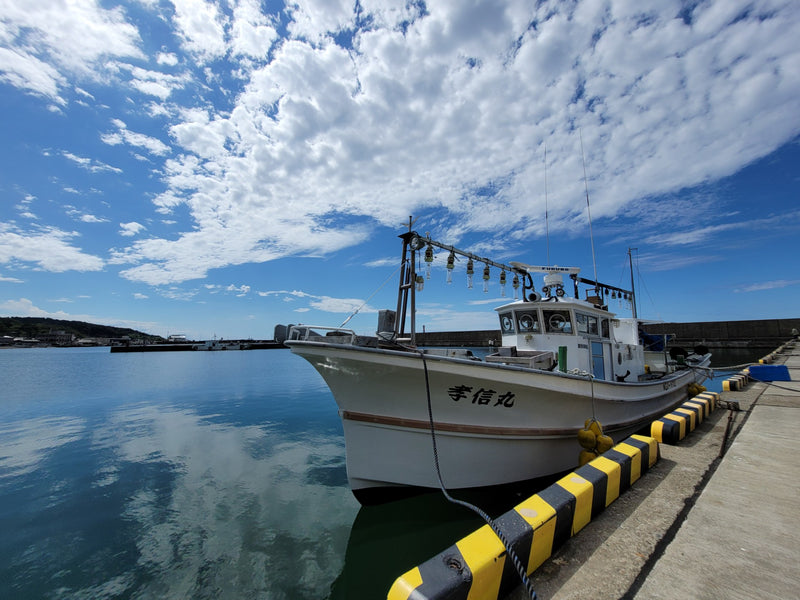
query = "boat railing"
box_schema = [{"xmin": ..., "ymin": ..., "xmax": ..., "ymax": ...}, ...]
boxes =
[{"xmin": 288, "ymin": 325, "xmax": 357, "ymax": 344}]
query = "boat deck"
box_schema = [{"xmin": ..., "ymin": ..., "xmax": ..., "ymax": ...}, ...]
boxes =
[{"xmin": 507, "ymin": 340, "xmax": 800, "ymax": 599}]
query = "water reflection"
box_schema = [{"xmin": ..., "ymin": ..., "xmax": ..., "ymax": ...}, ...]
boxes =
[
  {"xmin": 0, "ymin": 396, "xmax": 359, "ymax": 598},
  {"xmin": 0, "ymin": 416, "xmax": 86, "ymax": 477},
  {"xmin": 89, "ymin": 403, "xmax": 358, "ymax": 599}
]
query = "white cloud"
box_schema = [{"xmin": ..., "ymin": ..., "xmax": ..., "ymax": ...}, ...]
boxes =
[
  {"xmin": 259, "ymin": 288, "xmax": 373, "ymax": 315},
  {"xmin": 0, "ymin": 224, "xmax": 104, "ymax": 272},
  {"xmin": 102, "ymin": 119, "xmax": 171, "ymax": 156},
  {"xmin": 80, "ymin": 214, "xmax": 108, "ymax": 223},
  {"xmin": 61, "ymin": 151, "xmax": 122, "ymax": 174},
  {"xmin": 156, "ymin": 52, "xmax": 179, "ymax": 67},
  {"xmin": 108, "ymin": 0, "xmax": 798, "ymax": 286},
  {"xmin": 170, "ymin": 0, "xmax": 228, "ymax": 63},
  {"xmin": 645, "ymin": 211, "xmax": 800, "ymax": 246},
  {"xmin": 308, "ymin": 295, "xmax": 368, "ymax": 314},
  {"xmin": 364, "ymin": 257, "xmax": 396, "ymax": 268},
  {"xmin": 124, "ymin": 64, "xmax": 190, "ymax": 100},
  {"xmin": 286, "ymin": 0, "xmax": 354, "ymax": 43},
  {"xmin": 230, "ymin": 0, "xmax": 279, "ymax": 60},
  {"xmin": 0, "ymin": 46, "xmax": 66, "ymax": 103},
  {"xmin": 735, "ymin": 279, "xmax": 800, "ymax": 293},
  {"xmin": 0, "ymin": 0, "xmax": 143, "ymax": 103},
  {"xmin": 119, "ymin": 222, "xmax": 146, "ymax": 237},
  {"xmin": 226, "ymin": 284, "xmax": 250, "ymax": 296},
  {"xmin": 3, "ymin": 0, "xmax": 800, "ymax": 292}
]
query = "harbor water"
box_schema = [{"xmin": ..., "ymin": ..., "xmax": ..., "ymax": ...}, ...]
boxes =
[
  {"xmin": 0, "ymin": 347, "xmax": 492, "ymax": 599},
  {"xmin": 0, "ymin": 345, "xmax": 764, "ymax": 598}
]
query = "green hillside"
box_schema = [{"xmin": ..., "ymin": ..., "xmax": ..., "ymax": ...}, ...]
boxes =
[{"xmin": 0, "ymin": 317, "xmax": 165, "ymax": 343}]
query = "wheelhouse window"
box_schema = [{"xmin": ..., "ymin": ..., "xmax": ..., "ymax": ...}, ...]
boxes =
[
  {"xmin": 543, "ymin": 310, "xmax": 573, "ymax": 334},
  {"xmin": 499, "ymin": 312, "xmax": 515, "ymax": 334},
  {"xmin": 577, "ymin": 312, "xmax": 603, "ymax": 337},
  {"xmin": 601, "ymin": 318, "xmax": 610, "ymax": 339},
  {"xmin": 516, "ymin": 311, "xmax": 539, "ymax": 333}
]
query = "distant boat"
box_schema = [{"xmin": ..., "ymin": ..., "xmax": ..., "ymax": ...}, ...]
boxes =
[{"xmin": 280, "ymin": 222, "xmax": 711, "ymax": 504}]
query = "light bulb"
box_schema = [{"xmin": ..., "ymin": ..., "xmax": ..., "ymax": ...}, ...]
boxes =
[
  {"xmin": 424, "ymin": 245, "xmax": 434, "ymax": 279},
  {"xmin": 446, "ymin": 251, "xmax": 455, "ymax": 284}
]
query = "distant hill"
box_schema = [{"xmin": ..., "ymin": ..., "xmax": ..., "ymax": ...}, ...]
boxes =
[{"xmin": 0, "ymin": 317, "xmax": 165, "ymax": 343}]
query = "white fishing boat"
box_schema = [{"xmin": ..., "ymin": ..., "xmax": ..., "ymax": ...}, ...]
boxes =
[{"xmin": 280, "ymin": 223, "xmax": 711, "ymax": 504}]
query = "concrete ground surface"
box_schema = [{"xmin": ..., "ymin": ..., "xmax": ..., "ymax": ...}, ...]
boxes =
[{"xmin": 509, "ymin": 341, "xmax": 799, "ymax": 600}]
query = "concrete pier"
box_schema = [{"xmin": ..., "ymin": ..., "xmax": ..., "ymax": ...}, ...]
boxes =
[{"xmin": 508, "ymin": 340, "xmax": 799, "ymax": 600}]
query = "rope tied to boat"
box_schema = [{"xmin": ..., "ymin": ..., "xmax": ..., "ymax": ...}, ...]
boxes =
[{"xmin": 417, "ymin": 350, "xmax": 538, "ymax": 599}]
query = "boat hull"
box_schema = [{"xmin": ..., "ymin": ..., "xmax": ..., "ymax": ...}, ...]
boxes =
[{"xmin": 286, "ymin": 341, "xmax": 709, "ymax": 501}]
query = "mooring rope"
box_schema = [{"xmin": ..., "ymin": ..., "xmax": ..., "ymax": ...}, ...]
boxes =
[
  {"xmin": 746, "ymin": 375, "xmax": 797, "ymax": 393},
  {"xmin": 418, "ymin": 350, "xmax": 538, "ymax": 599}
]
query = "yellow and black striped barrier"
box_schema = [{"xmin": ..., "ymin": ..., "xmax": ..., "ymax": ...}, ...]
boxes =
[
  {"xmin": 722, "ymin": 372, "xmax": 750, "ymax": 391},
  {"xmin": 650, "ymin": 391, "xmax": 719, "ymax": 444},
  {"xmin": 387, "ymin": 435, "xmax": 659, "ymax": 600}
]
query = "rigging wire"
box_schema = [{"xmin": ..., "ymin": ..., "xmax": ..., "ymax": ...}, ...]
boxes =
[
  {"xmin": 579, "ymin": 128, "xmax": 599, "ymax": 290},
  {"xmin": 418, "ymin": 350, "xmax": 538, "ymax": 599},
  {"xmin": 544, "ymin": 142, "xmax": 551, "ymax": 267},
  {"xmin": 339, "ymin": 263, "xmax": 403, "ymax": 328}
]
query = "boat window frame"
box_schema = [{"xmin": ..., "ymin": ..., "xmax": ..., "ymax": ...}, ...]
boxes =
[
  {"xmin": 575, "ymin": 311, "xmax": 600, "ymax": 336},
  {"xmin": 499, "ymin": 312, "xmax": 516, "ymax": 334},
  {"xmin": 543, "ymin": 309, "xmax": 574, "ymax": 334},
  {"xmin": 576, "ymin": 311, "xmax": 611, "ymax": 339},
  {"xmin": 515, "ymin": 309, "xmax": 540, "ymax": 334}
]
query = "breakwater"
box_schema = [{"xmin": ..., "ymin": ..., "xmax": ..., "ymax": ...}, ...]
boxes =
[
  {"xmin": 643, "ymin": 318, "xmax": 800, "ymax": 349},
  {"xmin": 415, "ymin": 318, "xmax": 800, "ymax": 349}
]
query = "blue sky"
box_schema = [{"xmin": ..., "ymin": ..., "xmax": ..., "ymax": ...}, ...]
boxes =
[{"xmin": 1, "ymin": 0, "xmax": 798, "ymax": 340}]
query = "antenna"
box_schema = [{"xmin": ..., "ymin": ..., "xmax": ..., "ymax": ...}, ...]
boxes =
[
  {"xmin": 628, "ymin": 247, "xmax": 638, "ymax": 318},
  {"xmin": 544, "ymin": 142, "xmax": 550, "ymax": 267},
  {"xmin": 579, "ymin": 129, "xmax": 599, "ymax": 291}
]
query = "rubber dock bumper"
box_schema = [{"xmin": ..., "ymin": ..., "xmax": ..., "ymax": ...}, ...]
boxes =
[
  {"xmin": 650, "ymin": 392, "xmax": 719, "ymax": 444},
  {"xmin": 387, "ymin": 435, "xmax": 658, "ymax": 600},
  {"xmin": 722, "ymin": 372, "xmax": 750, "ymax": 391}
]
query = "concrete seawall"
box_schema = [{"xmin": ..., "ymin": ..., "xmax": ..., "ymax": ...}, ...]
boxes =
[{"xmin": 642, "ymin": 318, "xmax": 800, "ymax": 349}]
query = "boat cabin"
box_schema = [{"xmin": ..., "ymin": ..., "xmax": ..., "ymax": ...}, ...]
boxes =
[{"xmin": 492, "ymin": 296, "xmax": 646, "ymax": 383}]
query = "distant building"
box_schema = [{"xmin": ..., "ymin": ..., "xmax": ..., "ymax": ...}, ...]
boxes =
[{"xmin": 39, "ymin": 330, "xmax": 76, "ymax": 346}]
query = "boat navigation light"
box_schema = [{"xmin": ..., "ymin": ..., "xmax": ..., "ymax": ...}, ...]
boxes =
[
  {"xmin": 466, "ymin": 259, "xmax": 475, "ymax": 289},
  {"xmin": 446, "ymin": 250, "xmax": 455, "ymax": 284},
  {"xmin": 512, "ymin": 273, "xmax": 520, "ymax": 300},
  {"xmin": 415, "ymin": 274, "xmax": 424, "ymax": 292},
  {"xmin": 482, "ymin": 264, "xmax": 491, "ymax": 293},
  {"xmin": 499, "ymin": 270, "xmax": 507, "ymax": 297}
]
